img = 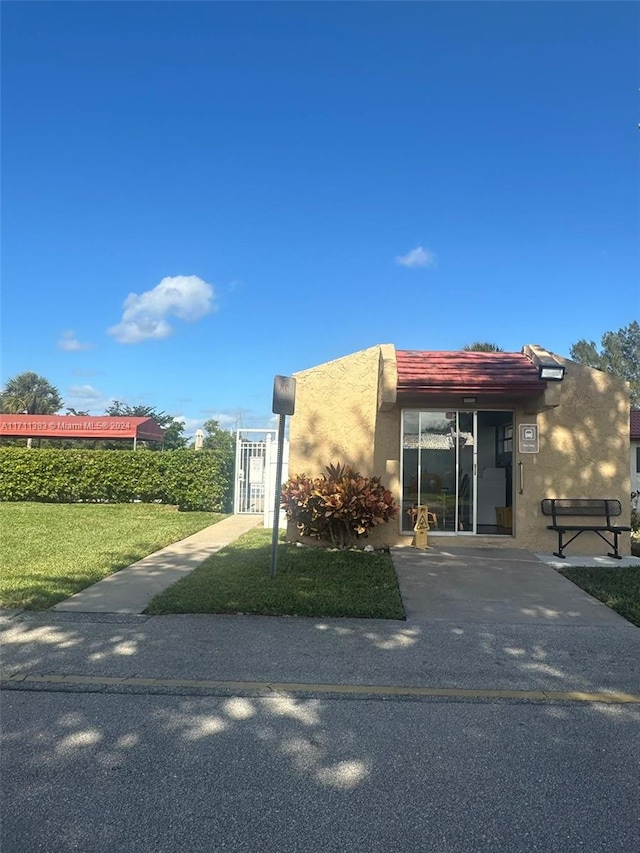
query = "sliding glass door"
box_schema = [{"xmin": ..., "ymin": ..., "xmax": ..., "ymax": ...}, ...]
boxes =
[
  {"xmin": 401, "ymin": 411, "xmax": 476, "ymax": 534},
  {"xmin": 401, "ymin": 409, "xmax": 513, "ymax": 536}
]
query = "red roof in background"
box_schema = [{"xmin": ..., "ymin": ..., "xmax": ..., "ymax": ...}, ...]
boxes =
[
  {"xmin": 396, "ymin": 350, "xmax": 546, "ymax": 397},
  {"xmin": 631, "ymin": 409, "xmax": 640, "ymax": 440},
  {"xmin": 0, "ymin": 415, "xmax": 165, "ymax": 441}
]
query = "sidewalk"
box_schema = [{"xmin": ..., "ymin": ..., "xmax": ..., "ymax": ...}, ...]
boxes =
[
  {"xmin": 53, "ymin": 514, "xmax": 262, "ymax": 615},
  {"xmin": 2, "ymin": 530, "xmax": 639, "ymax": 700},
  {"xmin": 390, "ymin": 545, "xmax": 635, "ymax": 626}
]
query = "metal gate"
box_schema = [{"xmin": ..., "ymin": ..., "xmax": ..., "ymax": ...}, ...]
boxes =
[
  {"xmin": 234, "ymin": 430, "xmax": 276, "ymax": 514},
  {"xmin": 263, "ymin": 432, "xmax": 289, "ymax": 528}
]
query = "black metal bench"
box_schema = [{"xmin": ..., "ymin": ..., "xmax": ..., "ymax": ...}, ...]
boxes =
[{"xmin": 540, "ymin": 498, "xmax": 631, "ymax": 559}]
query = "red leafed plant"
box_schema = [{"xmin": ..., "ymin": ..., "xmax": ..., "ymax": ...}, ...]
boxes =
[{"xmin": 281, "ymin": 463, "xmax": 398, "ymax": 549}]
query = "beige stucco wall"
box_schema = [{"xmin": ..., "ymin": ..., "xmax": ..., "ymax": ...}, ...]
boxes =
[
  {"xmin": 288, "ymin": 344, "xmax": 401, "ymax": 547},
  {"xmin": 512, "ymin": 356, "xmax": 631, "ymax": 555},
  {"xmin": 289, "ymin": 345, "xmax": 384, "ymax": 477},
  {"xmin": 289, "ymin": 346, "xmax": 632, "ymax": 555}
]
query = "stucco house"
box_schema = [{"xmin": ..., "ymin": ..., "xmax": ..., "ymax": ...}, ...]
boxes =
[
  {"xmin": 632, "ymin": 408, "xmax": 640, "ymax": 499},
  {"xmin": 288, "ymin": 344, "xmax": 632, "ymax": 556}
]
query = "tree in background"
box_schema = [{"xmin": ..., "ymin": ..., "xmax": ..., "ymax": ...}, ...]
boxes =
[
  {"xmin": 105, "ymin": 401, "xmax": 187, "ymax": 450},
  {"xmin": 201, "ymin": 418, "xmax": 236, "ymax": 457},
  {"xmin": 160, "ymin": 420, "xmax": 188, "ymax": 450},
  {"xmin": 199, "ymin": 419, "xmax": 235, "ymax": 510},
  {"xmin": 1, "ymin": 372, "xmax": 63, "ymax": 414},
  {"xmin": 570, "ymin": 321, "xmax": 640, "ymax": 406},
  {"xmin": 462, "ymin": 342, "xmax": 504, "ymax": 352}
]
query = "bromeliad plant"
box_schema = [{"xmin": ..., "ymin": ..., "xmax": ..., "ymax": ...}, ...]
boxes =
[{"xmin": 281, "ymin": 463, "xmax": 398, "ymax": 549}]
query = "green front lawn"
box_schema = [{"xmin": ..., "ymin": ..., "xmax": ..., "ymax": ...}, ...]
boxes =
[
  {"xmin": 0, "ymin": 503, "xmax": 224, "ymax": 609},
  {"xmin": 559, "ymin": 566, "xmax": 640, "ymax": 626},
  {"xmin": 146, "ymin": 527, "xmax": 405, "ymax": 619}
]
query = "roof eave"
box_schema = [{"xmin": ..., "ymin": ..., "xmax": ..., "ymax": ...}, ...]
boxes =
[{"xmin": 397, "ymin": 383, "xmax": 546, "ymax": 398}]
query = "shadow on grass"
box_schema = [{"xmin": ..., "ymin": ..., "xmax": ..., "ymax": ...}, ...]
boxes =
[
  {"xmin": 145, "ymin": 529, "xmax": 405, "ymax": 619},
  {"xmin": 0, "ymin": 551, "xmax": 146, "ymax": 610}
]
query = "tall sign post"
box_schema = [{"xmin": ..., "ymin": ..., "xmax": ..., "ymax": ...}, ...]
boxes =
[{"xmin": 270, "ymin": 375, "xmax": 296, "ymax": 578}]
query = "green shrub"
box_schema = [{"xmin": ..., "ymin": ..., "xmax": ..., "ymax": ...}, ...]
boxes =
[
  {"xmin": 281, "ymin": 463, "xmax": 398, "ymax": 549},
  {"xmin": 0, "ymin": 448, "xmax": 233, "ymax": 512}
]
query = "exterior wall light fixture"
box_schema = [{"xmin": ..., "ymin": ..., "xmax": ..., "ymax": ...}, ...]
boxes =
[
  {"xmin": 462, "ymin": 396, "xmax": 477, "ymax": 404},
  {"xmin": 523, "ymin": 344, "xmax": 566, "ymax": 382},
  {"xmin": 538, "ymin": 365, "xmax": 565, "ymax": 381}
]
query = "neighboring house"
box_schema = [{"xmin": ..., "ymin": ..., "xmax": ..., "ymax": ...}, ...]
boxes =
[
  {"xmin": 632, "ymin": 408, "xmax": 640, "ymax": 500},
  {"xmin": 288, "ymin": 343, "xmax": 632, "ymax": 556}
]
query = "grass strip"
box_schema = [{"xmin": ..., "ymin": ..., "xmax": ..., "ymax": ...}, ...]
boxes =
[
  {"xmin": 559, "ymin": 566, "xmax": 640, "ymax": 626},
  {"xmin": 146, "ymin": 527, "xmax": 405, "ymax": 619},
  {"xmin": 0, "ymin": 503, "xmax": 225, "ymax": 609}
]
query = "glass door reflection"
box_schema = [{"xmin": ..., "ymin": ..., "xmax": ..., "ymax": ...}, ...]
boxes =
[
  {"xmin": 401, "ymin": 411, "xmax": 457, "ymax": 532},
  {"xmin": 401, "ymin": 410, "xmax": 476, "ymax": 534}
]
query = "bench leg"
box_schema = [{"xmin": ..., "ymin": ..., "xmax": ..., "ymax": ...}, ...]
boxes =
[
  {"xmin": 607, "ymin": 531, "xmax": 622, "ymax": 560},
  {"xmin": 553, "ymin": 530, "xmax": 565, "ymax": 559},
  {"xmin": 591, "ymin": 529, "xmax": 624, "ymax": 559}
]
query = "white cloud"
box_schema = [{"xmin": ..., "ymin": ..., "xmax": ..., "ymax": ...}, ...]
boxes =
[
  {"xmin": 108, "ymin": 275, "xmax": 216, "ymax": 344},
  {"xmin": 65, "ymin": 385, "xmax": 112, "ymax": 413},
  {"xmin": 200, "ymin": 408, "xmax": 275, "ymax": 430},
  {"xmin": 395, "ymin": 246, "xmax": 437, "ymax": 268},
  {"xmin": 171, "ymin": 415, "xmax": 201, "ymax": 433},
  {"xmin": 199, "ymin": 411, "xmax": 237, "ymax": 430},
  {"xmin": 169, "ymin": 409, "xmax": 276, "ymax": 441},
  {"xmin": 58, "ymin": 331, "xmax": 93, "ymax": 352}
]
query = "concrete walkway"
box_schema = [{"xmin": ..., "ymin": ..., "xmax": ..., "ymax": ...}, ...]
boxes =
[
  {"xmin": 53, "ymin": 514, "xmax": 262, "ymax": 615},
  {"xmin": 390, "ymin": 545, "xmax": 632, "ymax": 625},
  {"xmin": 49, "ymin": 515, "xmax": 638, "ymax": 624}
]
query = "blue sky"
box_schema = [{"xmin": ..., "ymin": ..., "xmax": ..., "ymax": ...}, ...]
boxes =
[{"xmin": 2, "ymin": 2, "xmax": 639, "ymax": 437}]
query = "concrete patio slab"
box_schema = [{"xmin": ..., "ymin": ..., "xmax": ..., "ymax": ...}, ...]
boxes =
[
  {"xmin": 53, "ymin": 514, "xmax": 262, "ymax": 615},
  {"xmin": 535, "ymin": 553, "xmax": 640, "ymax": 569},
  {"xmin": 390, "ymin": 546, "xmax": 630, "ymax": 626}
]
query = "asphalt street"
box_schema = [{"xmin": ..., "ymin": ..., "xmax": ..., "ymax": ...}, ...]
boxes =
[
  {"xmin": 2, "ymin": 609, "xmax": 640, "ymax": 852},
  {"xmin": 4, "ymin": 465, "xmax": 636, "ymax": 853},
  {"xmin": 2, "ymin": 610, "xmax": 639, "ymax": 695},
  {"xmin": 2, "ymin": 686, "xmax": 638, "ymax": 853}
]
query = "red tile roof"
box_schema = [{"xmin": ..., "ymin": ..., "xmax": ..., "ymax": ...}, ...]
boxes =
[
  {"xmin": 396, "ymin": 350, "xmax": 546, "ymax": 397},
  {"xmin": 631, "ymin": 409, "xmax": 640, "ymax": 440}
]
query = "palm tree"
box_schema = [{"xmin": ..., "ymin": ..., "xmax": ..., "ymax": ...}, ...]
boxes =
[
  {"xmin": 462, "ymin": 342, "xmax": 504, "ymax": 353},
  {"xmin": 1, "ymin": 372, "xmax": 63, "ymax": 414}
]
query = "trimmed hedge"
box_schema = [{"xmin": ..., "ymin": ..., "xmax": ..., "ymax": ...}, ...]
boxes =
[{"xmin": 0, "ymin": 448, "xmax": 233, "ymax": 512}]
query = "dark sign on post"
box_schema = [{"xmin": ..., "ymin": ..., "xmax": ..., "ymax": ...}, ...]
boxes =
[{"xmin": 272, "ymin": 375, "xmax": 296, "ymax": 416}]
